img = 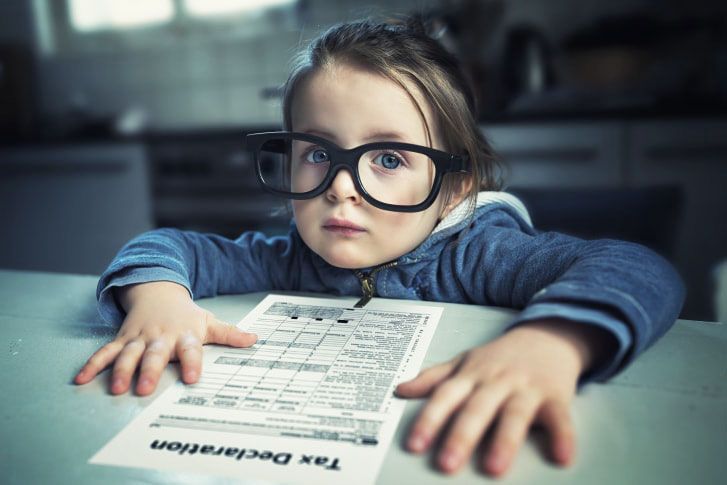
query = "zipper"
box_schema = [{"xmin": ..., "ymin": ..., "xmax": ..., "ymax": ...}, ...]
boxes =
[{"xmin": 353, "ymin": 261, "xmax": 398, "ymax": 308}]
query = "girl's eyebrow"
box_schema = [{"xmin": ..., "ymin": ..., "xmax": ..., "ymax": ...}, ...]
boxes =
[
  {"xmin": 300, "ymin": 129, "xmax": 337, "ymax": 141},
  {"xmin": 362, "ymin": 131, "xmax": 410, "ymax": 143},
  {"xmin": 301, "ymin": 129, "xmax": 413, "ymax": 144}
]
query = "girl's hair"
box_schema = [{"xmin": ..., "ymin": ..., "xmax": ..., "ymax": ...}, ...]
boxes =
[{"xmin": 281, "ymin": 16, "xmax": 503, "ymax": 212}]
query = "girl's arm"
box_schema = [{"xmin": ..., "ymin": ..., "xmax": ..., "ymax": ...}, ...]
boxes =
[
  {"xmin": 397, "ymin": 204, "xmax": 685, "ymax": 476},
  {"xmin": 433, "ymin": 204, "xmax": 685, "ymax": 381},
  {"xmin": 96, "ymin": 227, "xmax": 301, "ymax": 325},
  {"xmin": 77, "ymin": 227, "xmax": 300, "ymax": 394}
]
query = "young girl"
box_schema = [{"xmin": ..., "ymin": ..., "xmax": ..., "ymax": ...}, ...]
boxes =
[{"xmin": 74, "ymin": 17, "xmax": 684, "ymax": 478}]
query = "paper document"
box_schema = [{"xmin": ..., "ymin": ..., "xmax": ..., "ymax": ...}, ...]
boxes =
[{"xmin": 90, "ymin": 294, "xmax": 443, "ymax": 484}]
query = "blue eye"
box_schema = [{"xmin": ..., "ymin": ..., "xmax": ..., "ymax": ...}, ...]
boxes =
[
  {"xmin": 305, "ymin": 148, "xmax": 330, "ymax": 164},
  {"xmin": 374, "ymin": 153, "xmax": 402, "ymax": 169}
]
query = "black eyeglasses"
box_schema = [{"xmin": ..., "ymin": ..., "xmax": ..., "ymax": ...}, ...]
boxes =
[{"xmin": 245, "ymin": 131, "xmax": 470, "ymax": 212}]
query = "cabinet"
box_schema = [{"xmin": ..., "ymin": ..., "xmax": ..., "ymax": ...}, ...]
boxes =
[
  {"xmin": 482, "ymin": 119, "xmax": 727, "ymax": 321},
  {"xmin": 627, "ymin": 120, "xmax": 727, "ymax": 322},
  {"xmin": 147, "ymin": 130, "xmax": 290, "ymax": 238},
  {"xmin": 484, "ymin": 121, "xmax": 624, "ymax": 188},
  {"xmin": 0, "ymin": 143, "xmax": 153, "ymax": 274}
]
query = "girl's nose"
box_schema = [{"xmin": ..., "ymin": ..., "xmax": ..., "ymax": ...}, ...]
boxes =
[{"xmin": 326, "ymin": 168, "xmax": 361, "ymax": 204}]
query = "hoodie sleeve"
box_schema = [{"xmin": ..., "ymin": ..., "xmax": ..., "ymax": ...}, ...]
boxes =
[
  {"xmin": 95, "ymin": 227, "xmax": 300, "ymax": 325},
  {"xmin": 450, "ymin": 205, "xmax": 686, "ymax": 383}
]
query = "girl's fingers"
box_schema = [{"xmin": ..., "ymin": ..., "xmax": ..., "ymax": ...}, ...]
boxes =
[
  {"xmin": 436, "ymin": 381, "xmax": 511, "ymax": 474},
  {"xmin": 136, "ymin": 338, "xmax": 173, "ymax": 396},
  {"xmin": 395, "ymin": 355, "xmax": 463, "ymax": 398},
  {"xmin": 483, "ymin": 393, "xmax": 541, "ymax": 477},
  {"xmin": 406, "ymin": 377, "xmax": 474, "ymax": 454},
  {"xmin": 205, "ymin": 316, "xmax": 257, "ymax": 347},
  {"xmin": 176, "ymin": 333, "xmax": 204, "ymax": 384},
  {"xmin": 110, "ymin": 339, "xmax": 147, "ymax": 394},
  {"xmin": 74, "ymin": 340, "xmax": 125, "ymax": 385},
  {"xmin": 537, "ymin": 400, "xmax": 576, "ymax": 466}
]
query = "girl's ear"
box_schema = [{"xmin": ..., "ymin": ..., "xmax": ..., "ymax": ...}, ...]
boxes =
[{"xmin": 439, "ymin": 176, "xmax": 474, "ymax": 219}]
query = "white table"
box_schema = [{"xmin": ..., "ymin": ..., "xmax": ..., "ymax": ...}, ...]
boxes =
[{"xmin": 1, "ymin": 269, "xmax": 725, "ymax": 484}]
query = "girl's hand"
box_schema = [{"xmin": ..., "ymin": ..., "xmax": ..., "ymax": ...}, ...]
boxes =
[
  {"xmin": 395, "ymin": 319, "xmax": 605, "ymax": 477},
  {"xmin": 74, "ymin": 281, "xmax": 257, "ymax": 395}
]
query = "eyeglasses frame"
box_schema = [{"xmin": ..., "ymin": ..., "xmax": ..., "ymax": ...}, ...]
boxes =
[{"xmin": 245, "ymin": 131, "xmax": 471, "ymax": 212}]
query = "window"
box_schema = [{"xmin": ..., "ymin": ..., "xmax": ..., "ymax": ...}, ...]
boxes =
[
  {"xmin": 68, "ymin": 0, "xmax": 174, "ymax": 32},
  {"xmin": 65, "ymin": 0, "xmax": 296, "ymax": 33},
  {"xmin": 36, "ymin": 0, "xmax": 299, "ymax": 55},
  {"xmin": 184, "ymin": 0, "xmax": 295, "ymax": 18}
]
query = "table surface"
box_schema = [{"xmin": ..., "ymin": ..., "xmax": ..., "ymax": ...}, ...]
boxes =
[{"xmin": 1, "ymin": 269, "xmax": 725, "ymax": 485}]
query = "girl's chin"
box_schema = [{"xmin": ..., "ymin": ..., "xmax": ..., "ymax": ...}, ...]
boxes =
[
  {"xmin": 322, "ymin": 253, "xmax": 370, "ymax": 270},
  {"xmin": 320, "ymin": 249, "xmax": 387, "ymax": 270}
]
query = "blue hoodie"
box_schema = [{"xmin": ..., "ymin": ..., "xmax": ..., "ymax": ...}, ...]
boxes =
[{"xmin": 96, "ymin": 192, "xmax": 685, "ymax": 384}]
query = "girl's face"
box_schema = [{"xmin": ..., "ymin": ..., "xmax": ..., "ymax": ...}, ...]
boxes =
[{"xmin": 291, "ymin": 63, "xmax": 451, "ymax": 269}]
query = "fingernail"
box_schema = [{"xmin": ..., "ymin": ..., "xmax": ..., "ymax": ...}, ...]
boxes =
[
  {"xmin": 138, "ymin": 376, "xmax": 151, "ymax": 389},
  {"xmin": 112, "ymin": 377, "xmax": 124, "ymax": 391},
  {"xmin": 184, "ymin": 370, "xmax": 198, "ymax": 382},
  {"xmin": 407, "ymin": 433, "xmax": 427, "ymax": 452},
  {"xmin": 439, "ymin": 449, "xmax": 461, "ymax": 471},
  {"xmin": 488, "ymin": 452, "xmax": 505, "ymax": 472},
  {"xmin": 554, "ymin": 441, "xmax": 573, "ymax": 465}
]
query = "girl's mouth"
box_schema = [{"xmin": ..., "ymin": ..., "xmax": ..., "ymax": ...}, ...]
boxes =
[{"xmin": 323, "ymin": 218, "xmax": 366, "ymax": 236}]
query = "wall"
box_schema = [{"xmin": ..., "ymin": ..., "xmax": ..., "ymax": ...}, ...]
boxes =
[
  {"xmin": 27, "ymin": 0, "xmax": 438, "ymax": 131},
  {"xmin": 5, "ymin": 0, "xmax": 726, "ymax": 132},
  {"xmin": 0, "ymin": 1, "xmax": 33, "ymax": 43}
]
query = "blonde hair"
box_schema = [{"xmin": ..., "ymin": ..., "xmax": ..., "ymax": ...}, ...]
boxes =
[{"xmin": 282, "ymin": 16, "xmax": 503, "ymax": 212}]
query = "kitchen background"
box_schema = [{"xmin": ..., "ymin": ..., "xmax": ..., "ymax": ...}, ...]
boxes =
[{"xmin": 1, "ymin": 0, "xmax": 726, "ymax": 321}]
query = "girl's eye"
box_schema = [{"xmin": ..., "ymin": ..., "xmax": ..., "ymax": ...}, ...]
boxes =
[
  {"xmin": 305, "ymin": 148, "xmax": 330, "ymax": 164},
  {"xmin": 373, "ymin": 152, "xmax": 403, "ymax": 170}
]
